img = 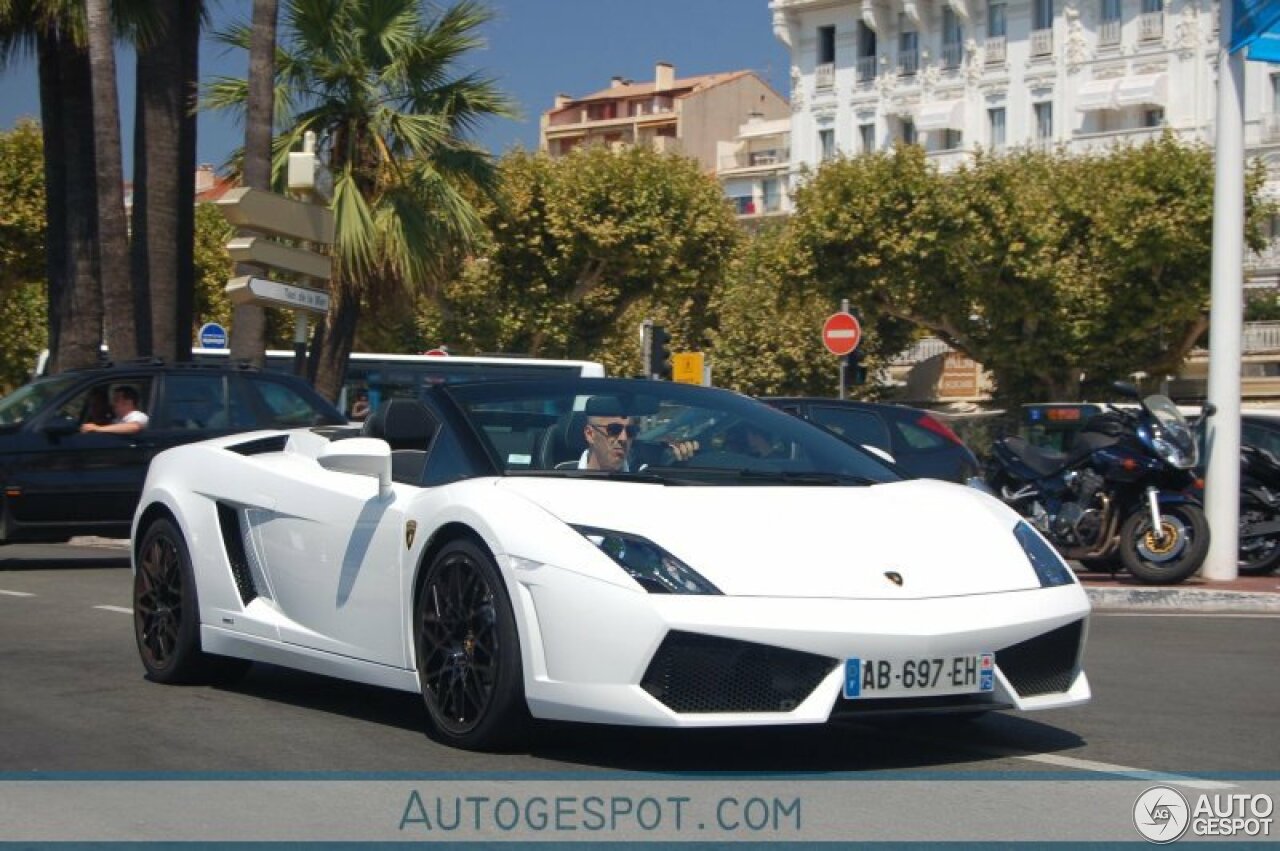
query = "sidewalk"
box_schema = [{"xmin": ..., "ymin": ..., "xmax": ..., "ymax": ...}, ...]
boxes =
[{"xmin": 1077, "ymin": 567, "xmax": 1280, "ymax": 612}]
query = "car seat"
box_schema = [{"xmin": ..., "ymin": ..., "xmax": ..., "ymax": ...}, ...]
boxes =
[
  {"xmin": 361, "ymin": 399, "xmax": 437, "ymax": 484},
  {"xmin": 535, "ymin": 411, "xmax": 588, "ymax": 470}
]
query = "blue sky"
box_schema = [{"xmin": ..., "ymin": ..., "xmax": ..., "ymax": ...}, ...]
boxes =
[{"xmin": 0, "ymin": 0, "xmax": 790, "ymax": 178}]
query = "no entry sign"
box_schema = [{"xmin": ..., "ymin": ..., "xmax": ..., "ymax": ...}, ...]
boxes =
[{"xmin": 822, "ymin": 312, "xmax": 862, "ymax": 356}]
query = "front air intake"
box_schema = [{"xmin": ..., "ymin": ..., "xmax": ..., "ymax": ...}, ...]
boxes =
[
  {"xmin": 640, "ymin": 631, "xmax": 837, "ymax": 714},
  {"xmin": 995, "ymin": 619, "xmax": 1084, "ymax": 697}
]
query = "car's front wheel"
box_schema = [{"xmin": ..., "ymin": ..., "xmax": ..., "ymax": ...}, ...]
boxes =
[
  {"xmin": 133, "ymin": 517, "xmax": 249, "ymax": 684},
  {"xmin": 415, "ymin": 538, "xmax": 528, "ymax": 751}
]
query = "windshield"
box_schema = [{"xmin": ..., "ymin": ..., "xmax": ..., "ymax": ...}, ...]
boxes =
[
  {"xmin": 1144, "ymin": 394, "xmax": 1197, "ymax": 468},
  {"xmin": 0, "ymin": 376, "xmax": 79, "ymax": 427},
  {"xmin": 443, "ymin": 378, "xmax": 902, "ymax": 485}
]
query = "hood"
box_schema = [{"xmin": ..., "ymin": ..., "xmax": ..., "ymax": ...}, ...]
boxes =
[{"xmin": 496, "ymin": 477, "xmax": 1041, "ymax": 599}]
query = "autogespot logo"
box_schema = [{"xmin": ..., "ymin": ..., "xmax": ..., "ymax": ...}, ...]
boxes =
[{"xmin": 1134, "ymin": 786, "xmax": 1191, "ymax": 844}]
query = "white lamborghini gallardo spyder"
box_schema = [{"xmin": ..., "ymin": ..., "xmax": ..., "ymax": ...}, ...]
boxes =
[{"xmin": 131, "ymin": 377, "xmax": 1090, "ymax": 751}]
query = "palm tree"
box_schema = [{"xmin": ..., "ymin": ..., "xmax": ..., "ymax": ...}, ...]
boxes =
[
  {"xmin": 131, "ymin": 1, "xmax": 202, "ymax": 361},
  {"xmin": 226, "ymin": 0, "xmax": 278, "ymax": 367},
  {"xmin": 86, "ymin": 0, "xmax": 135, "ymax": 360},
  {"xmin": 0, "ymin": 0, "xmax": 102, "ymax": 372},
  {"xmin": 206, "ymin": 0, "xmax": 515, "ymax": 399}
]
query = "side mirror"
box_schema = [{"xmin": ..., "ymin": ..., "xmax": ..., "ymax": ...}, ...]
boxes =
[
  {"xmin": 43, "ymin": 415, "xmax": 80, "ymax": 436},
  {"xmin": 1202, "ymin": 402, "xmax": 1217, "ymax": 419},
  {"xmin": 318, "ymin": 438, "xmax": 392, "ymax": 497},
  {"xmin": 1112, "ymin": 381, "xmax": 1140, "ymax": 399}
]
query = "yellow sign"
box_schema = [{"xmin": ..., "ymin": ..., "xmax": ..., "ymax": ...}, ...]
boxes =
[{"xmin": 672, "ymin": 352, "xmax": 705, "ymax": 385}]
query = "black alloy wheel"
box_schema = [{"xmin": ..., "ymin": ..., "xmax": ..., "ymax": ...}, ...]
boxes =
[
  {"xmin": 416, "ymin": 538, "xmax": 527, "ymax": 751},
  {"xmin": 133, "ymin": 517, "xmax": 249, "ymax": 684},
  {"xmin": 1239, "ymin": 506, "xmax": 1280, "ymax": 576}
]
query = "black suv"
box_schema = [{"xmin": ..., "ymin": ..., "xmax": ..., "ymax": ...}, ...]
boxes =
[{"xmin": 0, "ymin": 361, "xmax": 345, "ymax": 544}]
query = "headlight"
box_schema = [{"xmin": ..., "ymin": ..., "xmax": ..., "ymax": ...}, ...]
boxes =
[
  {"xmin": 1014, "ymin": 521, "xmax": 1076, "ymax": 588},
  {"xmin": 572, "ymin": 526, "xmax": 722, "ymax": 595},
  {"xmin": 1151, "ymin": 435, "xmax": 1196, "ymax": 470}
]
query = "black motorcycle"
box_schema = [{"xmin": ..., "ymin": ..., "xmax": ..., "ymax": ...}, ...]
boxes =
[
  {"xmin": 977, "ymin": 383, "xmax": 1210, "ymax": 585},
  {"xmin": 1238, "ymin": 442, "xmax": 1280, "ymax": 576}
]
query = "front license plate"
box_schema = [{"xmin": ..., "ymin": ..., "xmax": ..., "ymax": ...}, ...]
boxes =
[{"xmin": 843, "ymin": 653, "xmax": 995, "ymax": 699}]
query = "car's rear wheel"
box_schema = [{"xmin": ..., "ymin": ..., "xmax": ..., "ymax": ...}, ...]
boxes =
[
  {"xmin": 133, "ymin": 517, "xmax": 249, "ymax": 684},
  {"xmin": 415, "ymin": 538, "xmax": 527, "ymax": 751}
]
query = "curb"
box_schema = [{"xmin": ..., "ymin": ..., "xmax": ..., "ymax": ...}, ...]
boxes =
[
  {"xmin": 67, "ymin": 537, "xmax": 130, "ymax": 550},
  {"xmin": 1086, "ymin": 586, "xmax": 1280, "ymax": 613}
]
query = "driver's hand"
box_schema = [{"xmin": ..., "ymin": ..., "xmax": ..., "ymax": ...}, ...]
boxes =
[{"xmin": 668, "ymin": 439, "xmax": 700, "ymax": 461}]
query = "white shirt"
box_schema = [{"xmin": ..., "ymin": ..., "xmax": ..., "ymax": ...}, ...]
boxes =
[
  {"xmin": 121, "ymin": 410, "xmax": 149, "ymax": 427},
  {"xmin": 577, "ymin": 449, "xmax": 629, "ymax": 472}
]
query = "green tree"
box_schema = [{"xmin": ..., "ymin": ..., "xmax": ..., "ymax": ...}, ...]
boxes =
[
  {"xmin": 790, "ymin": 138, "xmax": 1270, "ymax": 403},
  {"xmin": 708, "ymin": 220, "xmax": 913, "ymax": 397},
  {"xmin": 431, "ymin": 146, "xmax": 741, "ymax": 376},
  {"xmin": 0, "ymin": 119, "xmax": 49, "ymax": 391},
  {"xmin": 206, "ymin": 0, "xmax": 515, "ymax": 399}
]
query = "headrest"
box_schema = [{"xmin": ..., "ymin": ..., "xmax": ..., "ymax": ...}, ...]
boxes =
[{"xmin": 362, "ymin": 398, "xmax": 435, "ymax": 449}]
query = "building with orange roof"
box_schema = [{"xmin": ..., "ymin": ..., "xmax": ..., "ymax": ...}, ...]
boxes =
[{"xmin": 540, "ymin": 62, "xmax": 788, "ymax": 174}]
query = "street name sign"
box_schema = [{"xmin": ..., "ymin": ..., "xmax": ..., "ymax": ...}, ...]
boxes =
[{"xmin": 226, "ymin": 276, "xmax": 331, "ymax": 315}]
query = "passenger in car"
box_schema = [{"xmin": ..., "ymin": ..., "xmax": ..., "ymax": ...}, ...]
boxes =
[{"xmin": 80, "ymin": 385, "xmax": 150, "ymax": 435}]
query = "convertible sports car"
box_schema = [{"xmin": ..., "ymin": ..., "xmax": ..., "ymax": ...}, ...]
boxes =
[{"xmin": 131, "ymin": 377, "xmax": 1090, "ymax": 751}]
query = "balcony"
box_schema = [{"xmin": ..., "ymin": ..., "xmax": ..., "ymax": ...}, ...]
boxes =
[
  {"xmin": 1247, "ymin": 241, "xmax": 1280, "ymax": 275},
  {"xmin": 815, "ymin": 62, "xmax": 835, "ymax": 90},
  {"xmin": 1098, "ymin": 19, "xmax": 1121, "ymax": 46},
  {"xmin": 718, "ymin": 149, "xmax": 791, "ymax": 171},
  {"xmin": 942, "ymin": 41, "xmax": 963, "ymax": 70},
  {"xmin": 1263, "ymin": 114, "xmax": 1280, "ymax": 144},
  {"xmin": 1139, "ymin": 11, "xmax": 1163, "ymax": 41},
  {"xmin": 1030, "ymin": 27, "xmax": 1053, "ymax": 56},
  {"xmin": 856, "ymin": 55, "xmax": 878, "ymax": 82},
  {"xmin": 984, "ymin": 36, "xmax": 1006, "ymax": 64},
  {"xmin": 898, "ymin": 48, "xmax": 919, "ymax": 77}
]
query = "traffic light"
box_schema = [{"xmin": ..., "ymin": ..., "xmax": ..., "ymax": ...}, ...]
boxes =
[
  {"xmin": 649, "ymin": 325, "xmax": 673, "ymax": 380},
  {"xmin": 844, "ymin": 350, "xmax": 867, "ymax": 387}
]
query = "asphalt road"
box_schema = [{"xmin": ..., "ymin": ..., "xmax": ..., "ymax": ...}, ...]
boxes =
[{"xmin": 0, "ymin": 544, "xmax": 1277, "ymax": 777}]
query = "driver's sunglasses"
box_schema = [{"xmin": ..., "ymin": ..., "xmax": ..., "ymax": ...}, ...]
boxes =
[{"xmin": 592, "ymin": 423, "xmax": 639, "ymax": 439}]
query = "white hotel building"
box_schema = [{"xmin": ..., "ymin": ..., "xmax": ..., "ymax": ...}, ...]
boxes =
[{"xmin": 768, "ymin": 0, "xmax": 1280, "ymax": 286}]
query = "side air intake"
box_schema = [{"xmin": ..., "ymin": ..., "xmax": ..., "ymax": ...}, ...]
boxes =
[{"xmin": 216, "ymin": 502, "xmax": 258, "ymax": 605}]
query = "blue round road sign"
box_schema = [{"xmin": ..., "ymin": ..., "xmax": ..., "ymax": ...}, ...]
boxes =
[{"xmin": 198, "ymin": 322, "xmax": 228, "ymax": 349}]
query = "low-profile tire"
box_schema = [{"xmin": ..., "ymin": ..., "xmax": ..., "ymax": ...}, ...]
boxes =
[
  {"xmin": 133, "ymin": 517, "xmax": 250, "ymax": 684},
  {"xmin": 1118, "ymin": 503, "xmax": 1210, "ymax": 585},
  {"xmin": 415, "ymin": 538, "xmax": 528, "ymax": 751},
  {"xmin": 1238, "ymin": 507, "xmax": 1280, "ymax": 576}
]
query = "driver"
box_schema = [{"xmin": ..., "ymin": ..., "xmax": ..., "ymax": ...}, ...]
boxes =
[{"xmin": 579, "ymin": 414, "xmax": 699, "ymax": 472}]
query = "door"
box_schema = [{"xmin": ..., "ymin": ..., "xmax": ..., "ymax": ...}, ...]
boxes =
[
  {"xmin": 7, "ymin": 376, "xmax": 156, "ymax": 538},
  {"xmin": 246, "ymin": 465, "xmax": 410, "ymax": 668}
]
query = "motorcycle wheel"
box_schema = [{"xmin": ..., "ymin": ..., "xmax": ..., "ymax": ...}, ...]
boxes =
[
  {"xmin": 1118, "ymin": 503, "xmax": 1210, "ymax": 585},
  {"xmin": 1238, "ymin": 507, "xmax": 1280, "ymax": 576}
]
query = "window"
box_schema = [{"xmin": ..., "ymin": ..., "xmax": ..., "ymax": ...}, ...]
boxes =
[
  {"xmin": 942, "ymin": 128, "xmax": 964, "ymax": 150},
  {"xmin": 943, "ymin": 8, "xmax": 964, "ymax": 69},
  {"xmin": 988, "ymin": 2, "xmax": 1007, "ymax": 37},
  {"xmin": 155, "ymin": 375, "xmax": 230, "ymax": 431},
  {"xmin": 251, "ymin": 377, "xmax": 332, "ymax": 428},
  {"xmin": 1143, "ymin": 107, "xmax": 1164, "ymax": 128},
  {"xmin": 1273, "ymin": 74, "xmax": 1280, "ymax": 112},
  {"xmin": 1033, "ymin": 0, "xmax": 1054, "ymax": 30},
  {"xmin": 988, "ymin": 107, "xmax": 1007, "ymax": 150},
  {"xmin": 1034, "ymin": 102, "xmax": 1053, "ymax": 140},
  {"xmin": 1101, "ymin": 0, "xmax": 1121, "ymax": 22},
  {"xmin": 899, "ymin": 14, "xmax": 919, "ymax": 75},
  {"xmin": 761, "ymin": 179, "xmax": 780, "ymax": 212},
  {"xmin": 857, "ymin": 21, "xmax": 878, "ymax": 80},
  {"xmin": 901, "ymin": 118, "xmax": 917, "ymax": 146},
  {"xmin": 859, "ymin": 122, "xmax": 877, "ymax": 153},
  {"xmin": 819, "ymin": 128, "xmax": 836, "ymax": 160},
  {"xmin": 818, "ymin": 25, "xmax": 836, "ymax": 64},
  {"xmin": 1141, "ymin": 0, "xmax": 1162, "ymax": 12},
  {"xmin": 808, "ymin": 407, "xmax": 892, "ymax": 453}
]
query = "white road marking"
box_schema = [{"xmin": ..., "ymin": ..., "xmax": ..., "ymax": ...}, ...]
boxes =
[
  {"xmin": 93, "ymin": 605, "xmax": 133, "ymax": 614},
  {"xmin": 0, "ymin": 589, "xmax": 35, "ymax": 597},
  {"xmin": 1000, "ymin": 751, "xmax": 1236, "ymax": 790}
]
